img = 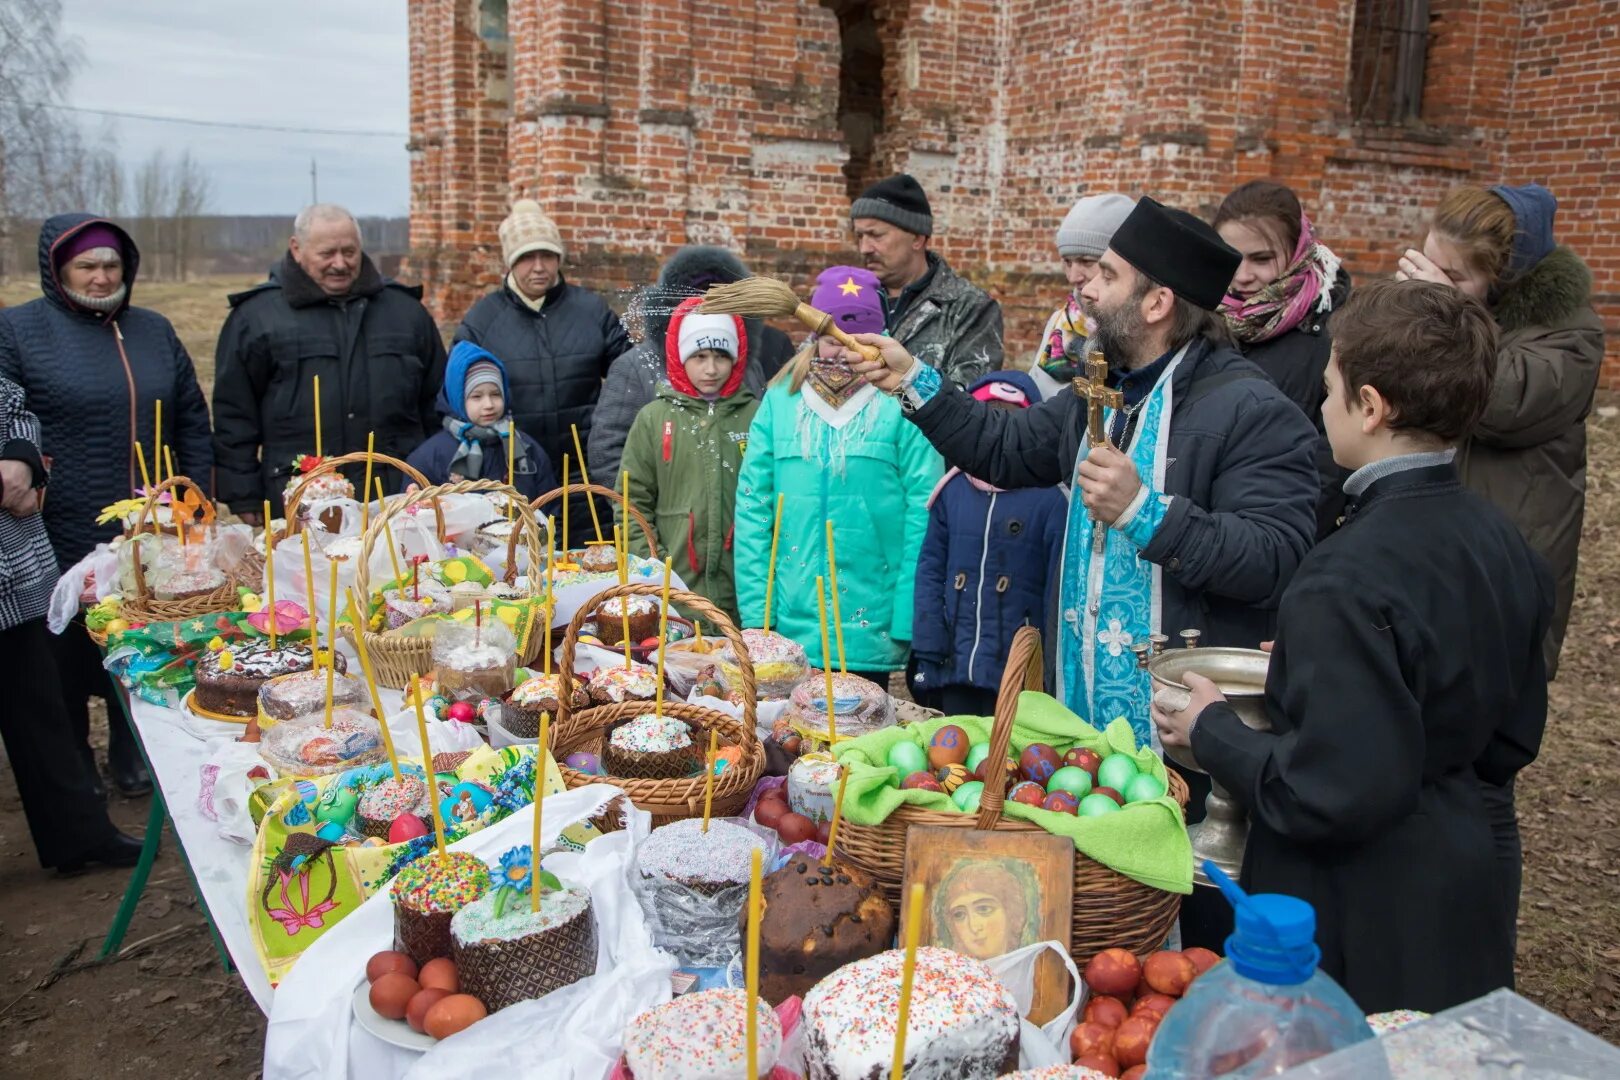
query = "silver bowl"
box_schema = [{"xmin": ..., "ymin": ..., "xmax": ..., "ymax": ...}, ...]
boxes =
[{"xmin": 1146, "ymin": 647, "xmax": 1270, "ymax": 773}]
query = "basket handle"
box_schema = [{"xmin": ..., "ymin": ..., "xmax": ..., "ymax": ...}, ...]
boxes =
[
  {"xmin": 972, "ymin": 626, "xmax": 1044, "ymax": 830},
  {"xmin": 128, "ymin": 474, "xmax": 217, "ymax": 600},
  {"xmin": 278, "ymin": 451, "xmax": 432, "ymax": 541},
  {"xmin": 352, "ymin": 479, "xmax": 539, "ymax": 608},
  {"xmin": 531, "ymin": 481, "xmax": 660, "ymax": 560},
  {"xmin": 553, "ymin": 581, "xmax": 757, "ymax": 742}
]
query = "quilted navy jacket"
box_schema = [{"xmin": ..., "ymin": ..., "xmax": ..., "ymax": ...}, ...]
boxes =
[{"xmin": 0, "ymin": 215, "xmax": 212, "ymax": 570}]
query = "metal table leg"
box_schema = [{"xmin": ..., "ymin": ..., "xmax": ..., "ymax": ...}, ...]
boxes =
[{"xmin": 99, "ymin": 788, "xmax": 165, "ymax": 958}]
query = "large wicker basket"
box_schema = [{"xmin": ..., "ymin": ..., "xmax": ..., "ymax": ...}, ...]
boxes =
[
  {"xmin": 279, "ymin": 450, "xmax": 430, "ymax": 541},
  {"xmin": 531, "ymin": 481, "xmax": 660, "ymax": 561},
  {"xmin": 551, "ymin": 583, "xmax": 764, "ymax": 826},
  {"xmin": 350, "ymin": 479, "xmax": 543, "ymax": 688},
  {"xmin": 834, "ymin": 627, "xmax": 1190, "ymax": 961},
  {"xmin": 120, "ymin": 475, "xmax": 242, "ymax": 625}
]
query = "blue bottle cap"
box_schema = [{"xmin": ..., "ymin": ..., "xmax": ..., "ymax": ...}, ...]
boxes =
[{"xmin": 1204, "ymin": 860, "xmax": 1322, "ymax": 985}]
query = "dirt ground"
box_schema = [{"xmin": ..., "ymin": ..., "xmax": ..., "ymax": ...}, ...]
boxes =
[{"xmin": 0, "ymin": 276, "xmax": 1615, "ymax": 1077}]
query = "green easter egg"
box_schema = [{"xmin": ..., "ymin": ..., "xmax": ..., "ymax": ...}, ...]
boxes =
[
  {"xmin": 952, "ymin": 780, "xmax": 986, "ymax": 813},
  {"xmin": 1046, "ymin": 765, "xmax": 1093, "ymax": 799},
  {"xmin": 964, "ymin": 742, "xmax": 989, "ymax": 774},
  {"xmin": 314, "ymin": 787, "xmax": 358, "ymax": 825},
  {"xmin": 887, "ymin": 741, "xmax": 929, "ymax": 776},
  {"xmin": 1125, "ymin": 772, "xmax": 1168, "ymax": 803},
  {"xmin": 1078, "ymin": 793, "xmax": 1122, "ymax": 817},
  {"xmin": 1097, "ymin": 753, "xmax": 1141, "ymax": 792}
]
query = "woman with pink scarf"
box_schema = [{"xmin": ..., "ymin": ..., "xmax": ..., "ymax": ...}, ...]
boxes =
[{"xmin": 1214, "ymin": 180, "xmax": 1353, "ymax": 537}]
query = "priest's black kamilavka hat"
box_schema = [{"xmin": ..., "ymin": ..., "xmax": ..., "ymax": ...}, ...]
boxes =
[{"xmin": 1109, "ymin": 196, "xmax": 1242, "ymax": 311}]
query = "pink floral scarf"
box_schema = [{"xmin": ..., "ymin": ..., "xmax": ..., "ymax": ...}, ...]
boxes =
[{"xmin": 1220, "ymin": 212, "xmax": 1342, "ymax": 344}]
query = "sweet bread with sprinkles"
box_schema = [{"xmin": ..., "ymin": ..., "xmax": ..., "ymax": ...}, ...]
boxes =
[{"xmin": 622, "ymin": 987, "xmax": 782, "ymax": 1080}]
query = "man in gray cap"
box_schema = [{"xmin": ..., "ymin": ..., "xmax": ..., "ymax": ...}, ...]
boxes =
[
  {"xmin": 850, "ymin": 173, "xmax": 1003, "ymax": 387},
  {"xmin": 1029, "ymin": 193, "xmax": 1137, "ymax": 400}
]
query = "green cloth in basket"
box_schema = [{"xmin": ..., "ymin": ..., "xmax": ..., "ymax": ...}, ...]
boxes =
[{"xmin": 831, "ymin": 691, "xmax": 1193, "ymax": 894}]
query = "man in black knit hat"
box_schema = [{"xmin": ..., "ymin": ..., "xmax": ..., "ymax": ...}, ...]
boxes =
[
  {"xmin": 850, "ymin": 174, "xmax": 1003, "ymax": 387},
  {"xmin": 848, "ymin": 197, "xmax": 1319, "ymax": 879}
]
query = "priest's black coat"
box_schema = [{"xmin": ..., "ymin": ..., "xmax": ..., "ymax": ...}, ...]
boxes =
[{"xmin": 1192, "ymin": 463, "xmax": 1554, "ymax": 1014}]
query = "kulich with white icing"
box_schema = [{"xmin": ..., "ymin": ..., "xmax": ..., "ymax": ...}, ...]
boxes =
[
  {"xmin": 586, "ymin": 663, "xmax": 660, "ymax": 705},
  {"xmin": 622, "ymin": 988, "xmax": 782, "ymax": 1080},
  {"xmin": 723, "ymin": 628, "xmax": 808, "ymax": 698},
  {"xmin": 578, "ymin": 543, "xmax": 621, "ymax": 574},
  {"xmin": 356, "ymin": 775, "xmax": 430, "ymax": 836},
  {"xmin": 801, "ymin": 946, "xmax": 1020, "ymax": 1080},
  {"xmin": 638, "ymin": 817, "xmax": 766, "ymax": 891},
  {"xmin": 449, "ymin": 883, "xmax": 599, "ymax": 1012},
  {"xmin": 609, "ymin": 715, "xmax": 693, "ymax": 755}
]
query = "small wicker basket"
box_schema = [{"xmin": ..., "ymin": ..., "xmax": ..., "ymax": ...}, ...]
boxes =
[
  {"xmin": 833, "ymin": 626, "xmax": 1190, "ymax": 961},
  {"xmin": 278, "ymin": 450, "xmax": 430, "ymax": 541},
  {"xmin": 551, "ymin": 583, "xmax": 763, "ymax": 826},
  {"xmin": 120, "ymin": 475, "xmax": 241, "ymax": 625}
]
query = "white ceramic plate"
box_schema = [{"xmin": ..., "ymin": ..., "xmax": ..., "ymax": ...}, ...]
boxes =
[{"xmin": 351, "ymin": 981, "xmax": 434, "ymax": 1052}]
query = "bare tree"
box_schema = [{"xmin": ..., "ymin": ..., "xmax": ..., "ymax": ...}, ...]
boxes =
[
  {"xmin": 133, "ymin": 149, "xmax": 170, "ymax": 278},
  {"xmin": 170, "ymin": 150, "xmax": 210, "ymax": 280},
  {"xmin": 0, "ymin": 0, "xmax": 86, "ymax": 276}
]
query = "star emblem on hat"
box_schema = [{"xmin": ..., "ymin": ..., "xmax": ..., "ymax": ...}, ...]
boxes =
[{"xmin": 838, "ymin": 275, "xmax": 863, "ymax": 296}]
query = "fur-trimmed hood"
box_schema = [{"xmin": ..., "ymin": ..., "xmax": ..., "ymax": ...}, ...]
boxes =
[{"xmin": 1495, "ymin": 246, "xmax": 1592, "ymax": 333}]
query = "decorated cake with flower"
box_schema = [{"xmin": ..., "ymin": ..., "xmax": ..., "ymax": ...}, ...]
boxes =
[
  {"xmin": 449, "ymin": 844, "xmax": 598, "ymax": 1012},
  {"xmin": 620, "ymin": 987, "xmax": 783, "ymax": 1080},
  {"xmin": 194, "ymin": 638, "xmax": 343, "ymax": 718},
  {"xmin": 800, "ymin": 946, "xmax": 1020, "ymax": 1079},
  {"xmin": 603, "ymin": 714, "xmax": 701, "ymax": 779},
  {"xmin": 390, "ymin": 850, "xmax": 493, "ymax": 966},
  {"xmin": 501, "ymin": 674, "xmax": 589, "ymax": 739},
  {"xmin": 585, "ymin": 662, "xmax": 661, "ymax": 707}
]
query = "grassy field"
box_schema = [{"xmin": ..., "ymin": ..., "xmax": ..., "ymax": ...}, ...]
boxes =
[{"xmin": 2, "ymin": 275, "xmax": 1616, "ymax": 1047}]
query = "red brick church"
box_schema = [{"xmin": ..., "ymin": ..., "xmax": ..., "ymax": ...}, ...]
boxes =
[{"xmin": 407, "ymin": 0, "xmax": 1618, "ymax": 385}]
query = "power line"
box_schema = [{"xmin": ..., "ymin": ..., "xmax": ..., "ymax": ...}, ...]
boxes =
[{"xmin": 35, "ymin": 101, "xmax": 406, "ymax": 139}]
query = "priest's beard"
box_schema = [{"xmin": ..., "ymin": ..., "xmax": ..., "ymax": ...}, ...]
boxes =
[{"xmin": 1088, "ymin": 284, "xmax": 1150, "ymax": 373}]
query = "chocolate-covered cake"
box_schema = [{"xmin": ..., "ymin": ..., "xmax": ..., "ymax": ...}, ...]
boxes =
[
  {"xmin": 193, "ymin": 641, "xmax": 343, "ymax": 717},
  {"xmin": 746, "ymin": 854, "xmax": 894, "ymax": 1006}
]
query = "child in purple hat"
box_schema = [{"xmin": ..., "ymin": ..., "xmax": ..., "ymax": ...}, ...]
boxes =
[{"xmin": 732, "ymin": 266, "xmax": 942, "ymax": 682}]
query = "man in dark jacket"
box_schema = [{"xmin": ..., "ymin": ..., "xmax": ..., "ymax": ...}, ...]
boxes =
[
  {"xmin": 851, "ymin": 197, "xmax": 1319, "ymax": 755},
  {"xmin": 454, "ymin": 200, "xmax": 631, "ymax": 532},
  {"xmin": 852, "ymin": 174, "xmax": 1004, "ymax": 388},
  {"xmin": 212, "ymin": 204, "xmax": 447, "ymax": 522},
  {"xmin": 1, "ymin": 214, "xmax": 212, "ymax": 796},
  {"xmin": 589, "ymin": 245, "xmax": 796, "ymax": 485}
]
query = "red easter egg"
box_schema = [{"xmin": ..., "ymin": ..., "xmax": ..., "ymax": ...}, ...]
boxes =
[
  {"xmin": 754, "ymin": 799, "xmax": 789, "ymax": 829},
  {"xmin": 900, "ymin": 771, "xmax": 944, "ymax": 792},
  {"xmin": 1095, "ymin": 786, "xmax": 1127, "ymax": 807},
  {"xmin": 975, "ymin": 755, "xmax": 1017, "ymax": 784},
  {"xmin": 388, "ymin": 813, "xmax": 432, "ymax": 843},
  {"xmin": 446, "ymin": 701, "xmax": 476, "ymax": 724},
  {"xmin": 1008, "ymin": 781, "xmax": 1047, "ymax": 807},
  {"xmin": 640, "ymin": 637, "xmax": 661, "ymax": 649},
  {"xmin": 776, "ymin": 812, "xmax": 816, "ymax": 845},
  {"xmin": 1042, "ymin": 789, "xmax": 1080, "ymax": 815},
  {"xmin": 1064, "ymin": 746, "xmax": 1104, "ymax": 780},
  {"xmin": 926, "ymin": 724, "xmax": 970, "ymax": 769},
  {"xmin": 1018, "ymin": 743, "xmax": 1062, "ymax": 785}
]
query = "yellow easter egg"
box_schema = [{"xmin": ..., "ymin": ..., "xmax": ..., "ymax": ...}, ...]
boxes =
[{"xmin": 443, "ymin": 562, "xmax": 467, "ymax": 583}]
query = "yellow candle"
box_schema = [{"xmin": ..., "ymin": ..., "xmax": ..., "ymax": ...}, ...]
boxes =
[
  {"xmin": 653, "ymin": 557, "xmax": 672, "ymax": 717},
  {"xmin": 763, "ymin": 492, "xmax": 784, "ymax": 632},
  {"xmin": 532, "ymin": 709, "xmax": 550, "ymax": 912},
  {"xmin": 816, "ymin": 575, "xmax": 837, "ymax": 744},
  {"xmin": 411, "ymin": 673, "xmax": 449, "ymax": 863},
  {"xmin": 361, "ymin": 431, "xmax": 375, "ymax": 534},
  {"xmin": 616, "ymin": 525, "xmax": 631, "ymax": 671},
  {"xmin": 701, "ymin": 728, "xmax": 719, "ymax": 834},
  {"xmin": 822, "ymin": 765, "xmax": 851, "ymax": 868},
  {"xmin": 133, "ymin": 439, "xmax": 152, "ymax": 494},
  {"xmin": 825, "ymin": 520, "xmax": 847, "ymax": 674},
  {"xmin": 570, "ymin": 422, "xmax": 602, "ymax": 541},
  {"xmin": 300, "ymin": 531, "xmax": 319, "ymax": 651},
  {"xmin": 892, "ymin": 884, "xmax": 926, "ymax": 1078},
  {"xmin": 326, "ymin": 558, "xmax": 340, "ymax": 663},
  {"xmin": 347, "ymin": 587, "xmax": 402, "ymax": 780},
  {"xmin": 621, "ymin": 469, "xmax": 631, "ymax": 560},
  {"xmin": 376, "ymin": 477, "xmax": 403, "ymax": 588},
  {"xmin": 745, "ymin": 847, "xmax": 763, "ymax": 1080},
  {"xmin": 322, "ymin": 647, "xmax": 336, "ymax": 729},
  {"xmin": 262, "ymin": 499, "xmax": 278, "ymax": 649},
  {"xmin": 543, "ymin": 526, "xmax": 555, "ymax": 678},
  {"xmin": 561, "ymin": 454, "xmax": 570, "ymax": 553},
  {"xmin": 154, "ymin": 399, "xmax": 163, "ymax": 483},
  {"xmin": 312, "ymin": 374, "xmax": 322, "ymax": 459}
]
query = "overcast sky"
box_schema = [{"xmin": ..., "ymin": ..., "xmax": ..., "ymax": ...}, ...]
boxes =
[{"xmin": 61, "ymin": 0, "xmax": 409, "ymax": 217}]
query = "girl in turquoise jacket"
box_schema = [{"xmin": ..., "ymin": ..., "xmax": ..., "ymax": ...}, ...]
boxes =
[{"xmin": 734, "ymin": 266, "xmax": 942, "ymax": 677}]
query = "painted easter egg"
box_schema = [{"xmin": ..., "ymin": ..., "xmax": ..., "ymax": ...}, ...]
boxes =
[{"xmin": 927, "ymin": 724, "xmax": 971, "ymax": 769}]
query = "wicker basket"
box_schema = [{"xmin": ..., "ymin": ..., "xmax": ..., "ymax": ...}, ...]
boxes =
[
  {"xmin": 551, "ymin": 583, "xmax": 764, "ymax": 827},
  {"xmin": 531, "ymin": 481, "xmax": 660, "ymax": 561},
  {"xmin": 278, "ymin": 450, "xmax": 431, "ymax": 541},
  {"xmin": 834, "ymin": 627, "xmax": 1190, "ymax": 961},
  {"xmin": 120, "ymin": 475, "xmax": 242, "ymax": 625},
  {"xmin": 351, "ymin": 479, "xmax": 544, "ymax": 688}
]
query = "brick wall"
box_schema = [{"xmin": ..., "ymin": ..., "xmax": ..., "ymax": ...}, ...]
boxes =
[{"xmin": 407, "ymin": 0, "xmax": 1620, "ymax": 389}]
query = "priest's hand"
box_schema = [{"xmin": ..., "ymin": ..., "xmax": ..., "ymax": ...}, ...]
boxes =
[
  {"xmin": 844, "ymin": 333, "xmax": 917, "ymax": 393},
  {"xmin": 1077, "ymin": 443, "xmax": 1142, "ymax": 524},
  {"xmin": 1151, "ymin": 671, "xmax": 1226, "ymax": 751},
  {"xmin": 1394, "ymin": 248, "xmax": 1452, "ymax": 288}
]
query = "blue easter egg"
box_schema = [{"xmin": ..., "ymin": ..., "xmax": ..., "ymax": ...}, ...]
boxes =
[{"xmin": 315, "ymin": 821, "xmax": 347, "ymax": 842}]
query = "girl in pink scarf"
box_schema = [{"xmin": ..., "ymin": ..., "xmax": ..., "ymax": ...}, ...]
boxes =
[{"xmin": 1215, "ymin": 181, "xmax": 1343, "ymax": 344}]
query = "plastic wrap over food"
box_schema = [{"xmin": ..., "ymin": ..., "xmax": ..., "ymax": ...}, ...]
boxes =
[
  {"xmin": 632, "ymin": 817, "xmax": 778, "ymax": 969},
  {"xmin": 258, "ymin": 709, "xmax": 387, "ymax": 777},
  {"xmin": 432, "ymin": 617, "xmax": 517, "ymax": 702}
]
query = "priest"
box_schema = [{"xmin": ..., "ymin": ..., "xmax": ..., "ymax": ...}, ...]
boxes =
[{"xmin": 848, "ymin": 197, "xmax": 1319, "ymax": 749}]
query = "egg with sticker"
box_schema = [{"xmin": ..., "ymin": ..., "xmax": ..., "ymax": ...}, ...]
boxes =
[{"xmin": 934, "ymin": 762, "xmax": 972, "ymax": 794}]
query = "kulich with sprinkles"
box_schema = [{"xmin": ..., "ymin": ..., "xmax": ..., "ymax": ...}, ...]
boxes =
[
  {"xmin": 586, "ymin": 662, "xmax": 662, "ymax": 707},
  {"xmin": 636, "ymin": 818, "xmax": 768, "ymax": 967},
  {"xmin": 621, "ymin": 988, "xmax": 782, "ymax": 1080},
  {"xmin": 501, "ymin": 673, "xmax": 589, "ymax": 739},
  {"xmin": 355, "ymin": 774, "xmax": 432, "ymax": 838},
  {"xmin": 800, "ymin": 946, "xmax": 1020, "ymax": 1079},
  {"xmin": 592, "ymin": 594, "xmax": 661, "ymax": 647},
  {"xmin": 723, "ymin": 628, "xmax": 808, "ymax": 699},
  {"xmin": 390, "ymin": 850, "xmax": 492, "ymax": 966},
  {"xmin": 603, "ymin": 714, "xmax": 702, "ymax": 780}
]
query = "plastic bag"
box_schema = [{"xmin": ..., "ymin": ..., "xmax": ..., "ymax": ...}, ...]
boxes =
[
  {"xmin": 633, "ymin": 818, "xmax": 780, "ymax": 969},
  {"xmin": 985, "ymin": 940, "xmax": 1084, "ymax": 1066},
  {"xmin": 49, "ymin": 544, "xmax": 119, "ymax": 633},
  {"xmin": 432, "ymin": 617, "xmax": 517, "ymax": 702}
]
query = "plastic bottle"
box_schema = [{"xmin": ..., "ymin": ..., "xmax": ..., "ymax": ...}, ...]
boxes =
[{"xmin": 1146, "ymin": 862, "xmax": 1375, "ymax": 1078}]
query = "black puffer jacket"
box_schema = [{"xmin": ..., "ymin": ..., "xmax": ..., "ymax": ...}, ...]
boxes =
[
  {"xmin": 453, "ymin": 276, "xmax": 631, "ymax": 479},
  {"xmin": 906, "ymin": 334, "xmax": 1320, "ymax": 668},
  {"xmin": 1234, "ymin": 267, "xmax": 1353, "ymax": 537},
  {"xmin": 588, "ymin": 246, "xmax": 795, "ymax": 484},
  {"xmin": 0, "ymin": 215, "xmax": 212, "ymax": 569},
  {"xmin": 213, "ymin": 252, "xmax": 446, "ymax": 512}
]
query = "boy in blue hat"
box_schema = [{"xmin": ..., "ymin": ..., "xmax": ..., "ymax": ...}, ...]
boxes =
[{"xmin": 408, "ymin": 341, "xmax": 556, "ymax": 498}]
